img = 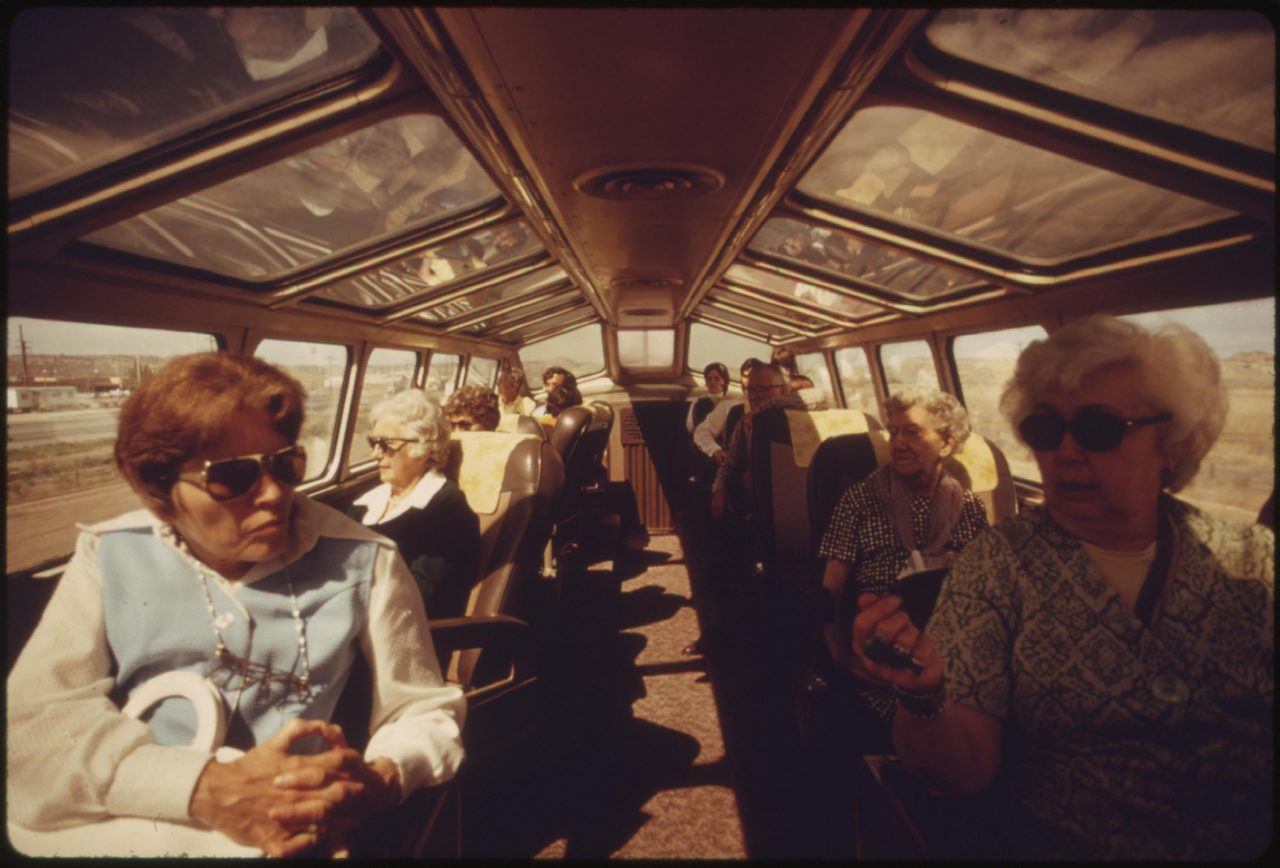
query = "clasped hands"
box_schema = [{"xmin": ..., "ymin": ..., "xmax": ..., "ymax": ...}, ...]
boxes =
[
  {"xmin": 824, "ymin": 592, "xmax": 944, "ymax": 693},
  {"xmin": 189, "ymin": 718, "xmax": 401, "ymax": 858}
]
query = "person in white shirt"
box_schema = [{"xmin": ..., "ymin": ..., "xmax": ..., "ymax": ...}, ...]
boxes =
[
  {"xmin": 8, "ymin": 354, "xmax": 464, "ymax": 858},
  {"xmin": 497, "ymin": 368, "xmax": 537, "ymax": 417},
  {"xmin": 693, "ymin": 357, "xmax": 764, "ymax": 465}
]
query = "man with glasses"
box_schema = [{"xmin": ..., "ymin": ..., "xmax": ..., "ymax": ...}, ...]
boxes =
[{"xmin": 710, "ymin": 363, "xmax": 803, "ymax": 521}]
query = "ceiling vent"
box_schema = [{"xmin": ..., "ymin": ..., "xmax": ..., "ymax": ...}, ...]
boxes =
[{"xmin": 574, "ymin": 163, "xmax": 723, "ymax": 200}]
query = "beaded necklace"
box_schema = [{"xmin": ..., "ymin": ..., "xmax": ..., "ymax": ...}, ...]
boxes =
[{"xmin": 158, "ymin": 523, "xmax": 313, "ymax": 704}]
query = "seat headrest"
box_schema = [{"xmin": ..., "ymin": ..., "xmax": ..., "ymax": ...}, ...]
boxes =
[
  {"xmin": 448, "ymin": 431, "xmax": 542, "ymax": 514},
  {"xmin": 784, "ymin": 408, "xmax": 888, "ymax": 468},
  {"xmin": 943, "ymin": 435, "xmax": 998, "ymax": 493}
]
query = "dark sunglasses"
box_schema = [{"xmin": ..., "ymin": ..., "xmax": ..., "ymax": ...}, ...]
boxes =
[
  {"xmin": 366, "ymin": 436, "xmax": 418, "ymax": 454},
  {"xmin": 1019, "ymin": 409, "xmax": 1171, "ymax": 453},
  {"xmin": 177, "ymin": 445, "xmax": 307, "ymax": 501}
]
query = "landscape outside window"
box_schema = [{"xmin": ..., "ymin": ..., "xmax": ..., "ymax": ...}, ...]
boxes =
[
  {"xmin": 6, "ymin": 318, "xmax": 218, "ymax": 573},
  {"xmin": 519, "ymin": 323, "xmax": 604, "ymax": 388}
]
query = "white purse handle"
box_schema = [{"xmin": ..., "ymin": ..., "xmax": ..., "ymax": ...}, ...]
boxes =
[{"xmin": 120, "ymin": 670, "xmax": 228, "ymax": 753}]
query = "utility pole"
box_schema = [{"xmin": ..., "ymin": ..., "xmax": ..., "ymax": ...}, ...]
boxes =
[{"xmin": 19, "ymin": 324, "xmax": 31, "ymax": 386}]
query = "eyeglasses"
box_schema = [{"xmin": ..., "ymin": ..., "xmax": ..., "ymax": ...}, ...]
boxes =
[
  {"xmin": 1019, "ymin": 409, "xmax": 1171, "ymax": 453},
  {"xmin": 746, "ymin": 383, "xmax": 785, "ymax": 395},
  {"xmin": 177, "ymin": 445, "xmax": 307, "ymax": 501},
  {"xmin": 367, "ymin": 436, "xmax": 418, "ymax": 454}
]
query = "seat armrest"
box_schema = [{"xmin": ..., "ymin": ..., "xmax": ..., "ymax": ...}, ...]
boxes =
[{"xmin": 428, "ymin": 613, "xmax": 536, "ymax": 685}]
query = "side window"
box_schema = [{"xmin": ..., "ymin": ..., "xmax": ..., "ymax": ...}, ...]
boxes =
[
  {"xmin": 6, "ymin": 317, "xmax": 217, "ymax": 573},
  {"xmin": 464, "ymin": 355, "xmax": 498, "ymax": 388},
  {"xmin": 879, "ymin": 339, "xmax": 937, "ymax": 395},
  {"xmin": 951, "ymin": 325, "xmax": 1048, "ymax": 483},
  {"xmin": 350, "ymin": 348, "xmax": 419, "ymax": 466},
  {"xmin": 794, "ymin": 351, "xmax": 836, "ymax": 407},
  {"xmin": 687, "ymin": 323, "xmax": 770, "ymax": 391},
  {"xmin": 834, "ymin": 346, "xmax": 877, "ymax": 413},
  {"xmin": 1121, "ymin": 298, "xmax": 1275, "ymax": 525},
  {"xmin": 425, "ymin": 353, "xmax": 460, "ymax": 401},
  {"xmin": 519, "ymin": 323, "xmax": 606, "ymax": 388},
  {"xmin": 254, "ymin": 339, "xmax": 348, "ymax": 482}
]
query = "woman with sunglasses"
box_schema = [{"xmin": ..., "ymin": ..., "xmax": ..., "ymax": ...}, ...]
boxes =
[
  {"xmin": 816, "ymin": 387, "xmax": 989, "ymax": 747},
  {"xmin": 851, "ymin": 316, "xmax": 1273, "ymax": 859},
  {"xmin": 7, "ymin": 353, "xmax": 464, "ymax": 857},
  {"xmin": 349, "ymin": 388, "xmax": 480, "ymax": 622}
]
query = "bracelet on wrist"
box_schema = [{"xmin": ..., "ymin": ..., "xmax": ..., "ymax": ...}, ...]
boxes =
[{"xmin": 894, "ymin": 683, "xmax": 946, "ymax": 719}]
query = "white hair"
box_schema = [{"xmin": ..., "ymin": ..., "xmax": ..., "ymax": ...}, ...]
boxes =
[
  {"xmin": 371, "ymin": 388, "xmax": 451, "ymax": 467},
  {"xmin": 884, "ymin": 387, "xmax": 972, "ymax": 450},
  {"xmin": 999, "ymin": 314, "xmax": 1227, "ymax": 492}
]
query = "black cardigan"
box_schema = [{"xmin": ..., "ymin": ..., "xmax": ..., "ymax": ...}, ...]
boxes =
[{"xmin": 348, "ymin": 480, "xmax": 482, "ymax": 621}]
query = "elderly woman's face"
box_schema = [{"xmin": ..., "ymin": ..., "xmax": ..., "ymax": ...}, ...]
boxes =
[
  {"xmin": 1029, "ymin": 366, "xmax": 1167, "ymax": 543},
  {"xmin": 372, "ymin": 417, "xmax": 429, "ymax": 494},
  {"xmin": 887, "ymin": 403, "xmax": 955, "ymax": 487},
  {"xmin": 169, "ymin": 410, "xmax": 295, "ymax": 578}
]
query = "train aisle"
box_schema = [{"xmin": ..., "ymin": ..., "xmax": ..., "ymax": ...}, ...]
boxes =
[{"xmin": 463, "ymin": 534, "xmax": 747, "ymax": 858}]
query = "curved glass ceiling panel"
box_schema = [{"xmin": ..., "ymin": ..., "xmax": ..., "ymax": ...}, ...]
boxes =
[
  {"xmin": 502, "ymin": 306, "xmax": 597, "ymax": 344},
  {"xmin": 80, "ymin": 115, "xmax": 500, "ymax": 281},
  {"xmin": 706, "ymin": 289, "xmax": 830, "ymax": 330},
  {"xmin": 724, "ymin": 264, "xmax": 887, "ymax": 320},
  {"xmin": 696, "ymin": 306, "xmax": 795, "ymax": 341},
  {"xmin": 798, "ymin": 106, "xmax": 1236, "ymax": 263},
  {"xmin": 927, "ymin": 9, "xmax": 1275, "ymax": 152},
  {"xmin": 421, "ymin": 263, "xmax": 567, "ymax": 323},
  {"xmin": 750, "ymin": 217, "xmax": 985, "ymax": 300},
  {"xmin": 10, "ymin": 7, "xmax": 381, "ymax": 198},
  {"xmin": 315, "ymin": 221, "xmax": 544, "ymax": 310},
  {"xmin": 457, "ymin": 291, "xmax": 583, "ymax": 335}
]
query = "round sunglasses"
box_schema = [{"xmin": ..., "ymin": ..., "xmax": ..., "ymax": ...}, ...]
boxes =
[
  {"xmin": 1019, "ymin": 409, "xmax": 1170, "ymax": 453},
  {"xmin": 176, "ymin": 445, "xmax": 307, "ymax": 501}
]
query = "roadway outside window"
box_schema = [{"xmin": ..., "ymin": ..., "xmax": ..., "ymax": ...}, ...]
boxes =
[
  {"xmin": 1120, "ymin": 297, "xmax": 1275, "ymax": 525},
  {"xmin": 951, "ymin": 324, "xmax": 1048, "ymax": 483},
  {"xmin": 878, "ymin": 339, "xmax": 937, "ymax": 396},
  {"xmin": 519, "ymin": 323, "xmax": 605, "ymax": 388},
  {"xmin": 5, "ymin": 317, "xmax": 218, "ymax": 574},
  {"xmin": 618, "ymin": 330, "xmax": 675, "ymax": 369},
  {"xmin": 349, "ymin": 347, "xmax": 419, "ymax": 466},
  {"xmin": 794, "ymin": 352, "xmax": 836, "ymax": 408},
  {"xmin": 254, "ymin": 339, "xmax": 348, "ymax": 482},
  {"xmin": 687, "ymin": 323, "xmax": 770, "ymax": 390},
  {"xmin": 834, "ymin": 346, "xmax": 877, "ymax": 414},
  {"xmin": 425, "ymin": 353, "xmax": 461, "ymax": 401},
  {"xmin": 464, "ymin": 355, "xmax": 498, "ymax": 388}
]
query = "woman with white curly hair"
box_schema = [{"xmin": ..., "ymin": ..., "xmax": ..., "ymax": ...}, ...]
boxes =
[
  {"xmin": 851, "ymin": 315, "xmax": 1274, "ymax": 859},
  {"xmin": 817, "ymin": 387, "xmax": 989, "ymax": 746},
  {"xmin": 350, "ymin": 389, "xmax": 480, "ymax": 620}
]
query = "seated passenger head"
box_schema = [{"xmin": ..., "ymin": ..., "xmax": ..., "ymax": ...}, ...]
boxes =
[
  {"xmin": 771, "ymin": 346, "xmax": 798, "ymax": 376},
  {"xmin": 497, "ymin": 368, "xmax": 527, "ymax": 402},
  {"xmin": 369, "ymin": 388, "xmax": 452, "ymax": 492},
  {"xmin": 114, "ymin": 352, "xmax": 306, "ymax": 569},
  {"xmin": 444, "ymin": 385, "xmax": 500, "ymax": 431},
  {"xmin": 703, "ymin": 361, "xmax": 730, "ymax": 395},
  {"xmin": 883, "ymin": 388, "xmax": 970, "ymax": 488},
  {"xmin": 493, "ymin": 224, "xmax": 528, "ymax": 253},
  {"xmin": 541, "ymin": 366, "xmax": 576, "ymax": 390},
  {"xmin": 219, "ymin": 8, "xmax": 328, "ymax": 75},
  {"xmin": 1001, "ymin": 315, "xmax": 1226, "ymax": 529},
  {"xmin": 545, "ymin": 383, "xmax": 583, "ymax": 417},
  {"xmin": 746, "ymin": 362, "xmax": 790, "ymax": 407},
  {"xmin": 740, "ymin": 357, "xmax": 765, "ymax": 379}
]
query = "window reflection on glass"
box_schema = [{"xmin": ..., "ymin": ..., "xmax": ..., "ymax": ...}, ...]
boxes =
[
  {"xmin": 794, "ymin": 352, "xmax": 836, "ymax": 408},
  {"xmin": 749, "ymin": 217, "xmax": 984, "ymax": 300},
  {"xmin": 413, "ymin": 267, "xmax": 568, "ymax": 330},
  {"xmin": 687, "ymin": 324, "xmax": 769, "ymax": 383},
  {"xmin": 491, "ymin": 304, "xmax": 594, "ymax": 342},
  {"xmin": 9, "ymin": 7, "xmax": 381, "ymax": 198},
  {"xmin": 798, "ymin": 106, "xmax": 1235, "ymax": 262},
  {"xmin": 834, "ymin": 346, "xmax": 877, "ymax": 414},
  {"xmin": 1120, "ymin": 298, "xmax": 1275, "ymax": 525},
  {"xmin": 707, "ymin": 290, "xmax": 830, "ymax": 331},
  {"xmin": 465, "ymin": 356, "xmax": 498, "ymax": 388},
  {"xmin": 81, "ymin": 114, "xmax": 500, "ymax": 281},
  {"xmin": 254, "ymin": 339, "xmax": 347, "ymax": 481},
  {"xmin": 724, "ymin": 264, "xmax": 886, "ymax": 320},
  {"xmin": 518, "ymin": 324, "xmax": 605, "ymax": 386},
  {"xmin": 952, "ymin": 325, "xmax": 1048, "ymax": 483},
  {"xmin": 618, "ymin": 330, "xmax": 675, "ymax": 368},
  {"xmin": 927, "ymin": 9, "xmax": 1276, "ymax": 152},
  {"xmin": 349, "ymin": 348, "xmax": 418, "ymax": 466},
  {"xmin": 697, "ymin": 308, "xmax": 778, "ymax": 342},
  {"xmin": 316, "ymin": 221, "xmax": 544, "ymax": 310},
  {"xmin": 425, "ymin": 353, "xmax": 460, "ymax": 401},
  {"xmin": 5, "ymin": 318, "xmax": 218, "ymax": 573},
  {"xmin": 879, "ymin": 339, "xmax": 937, "ymax": 395}
]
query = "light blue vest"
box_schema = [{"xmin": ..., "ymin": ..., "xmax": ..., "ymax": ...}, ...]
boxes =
[{"xmin": 99, "ymin": 528, "xmax": 376, "ymax": 751}]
